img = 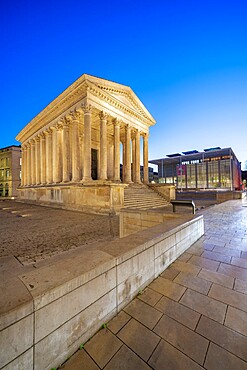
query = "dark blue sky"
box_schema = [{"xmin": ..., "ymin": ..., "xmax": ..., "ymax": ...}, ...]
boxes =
[{"xmin": 1, "ymin": 0, "xmax": 247, "ymax": 167}]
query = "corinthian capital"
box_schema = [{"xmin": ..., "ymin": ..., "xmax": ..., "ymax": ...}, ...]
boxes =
[
  {"xmin": 99, "ymin": 111, "xmax": 108, "ymax": 121},
  {"xmin": 45, "ymin": 128, "xmax": 53, "ymax": 135},
  {"xmin": 71, "ymin": 109, "xmax": 83, "ymax": 121},
  {"xmin": 81, "ymin": 103, "xmax": 92, "ymax": 114}
]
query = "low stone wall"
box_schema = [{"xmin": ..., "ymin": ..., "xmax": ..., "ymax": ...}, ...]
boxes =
[
  {"xmin": 176, "ymin": 190, "xmax": 242, "ymax": 204},
  {"xmin": 120, "ymin": 208, "xmax": 194, "ymax": 238},
  {"xmin": 148, "ymin": 183, "xmax": 176, "ymax": 201},
  {"xmin": 0, "ymin": 215, "xmax": 204, "ymax": 370},
  {"xmin": 17, "ymin": 183, "xmax": 126, "ymax": 214}
]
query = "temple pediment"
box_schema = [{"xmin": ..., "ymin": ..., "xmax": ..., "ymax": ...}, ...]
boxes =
[{"xmin": 84, "ymin": 74, "xmax": 155, "ymax": 125}]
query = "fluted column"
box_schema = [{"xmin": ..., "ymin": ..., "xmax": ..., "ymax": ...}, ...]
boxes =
[
  {"xmin": 21, "ymin": 146, "xmax": 24, "ymax": 186},
  {"xmin": 82, "ymin": 104, "xmax": 92, "ymax": 181},
  {"xmin": 113, "ymin": 119, "xmax": 120, "ymax": 181},
  {"xmin": 70, "ymin": 112, "xmax": 81, "ymax": 182},
  {"xmin": 99, "ymin": 111, "xmax": 108, "ymax": 180},
  {"xmin": 53, "ymin": 124, "xmax": 63, "ymax": 183},
  {"xmin": 62, "ymin": 119, "xmax": 70, "ymax": 182},
  {"xmin": 30, "ymin": 139, "xmax": 36, "ymax": 185},
  {"xmin": 21, "ymin": 145, "xmax": 26, "ymax": 186},
  {"xmin": 122, "ymin": 141, "xmax": 125, "ymax": 182},
  {"xmin": 35, "ymin": 136, "xmax": 41, "ymax": 185},
  {"xmin": 51, "ymin": 127, "xmax": 57, "ymax": 183},
  {"xmin": 27, "ymin": 143, "xmax": 31, "ymax": 186},
  {"xmin": 40, "ymin": 133, "xmax": 46, "ymax": 184},
  {"xmin": 135, "ymin": 130, "xmax": 141, "ymax": 183},
  {"xmin": 46, "ymin": 129, "xmax": 53, "ymax": 184},
  {"xmin": 143, "ymin": 133, "xmax": 149, "ymax": 184},
  {"xmin": 124, "ymin": 124, "xmax": 131, "ymax": 183},
  {"xmin": 132, "ymin": 135, "xmax": 136, "ymax": 183}
]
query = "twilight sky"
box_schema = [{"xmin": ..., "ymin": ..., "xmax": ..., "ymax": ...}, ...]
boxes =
[{"xmin": 1, "ymin": 0, "xmax": 247, "ymax": 168}]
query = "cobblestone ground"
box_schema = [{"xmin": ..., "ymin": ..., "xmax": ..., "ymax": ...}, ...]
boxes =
[
  {"xmin": 61, "ymin": 199, "xmax": 247, "ymax": 370},
  {"xmin": 0, "ymin": 200, "xmax": 119, "ymax": 265}
]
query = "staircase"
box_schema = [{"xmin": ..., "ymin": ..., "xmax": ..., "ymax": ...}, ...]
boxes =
[{"xmin": 123, "ymin": 184, "xmax": 170, "ymax": 210}]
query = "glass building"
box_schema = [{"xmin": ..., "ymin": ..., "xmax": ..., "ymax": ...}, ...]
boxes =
[{"xmin": 149, "ymin": 147, "xmax": 241, "ymax": 191}]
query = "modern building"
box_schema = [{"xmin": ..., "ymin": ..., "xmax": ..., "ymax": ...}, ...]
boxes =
[
  {"xmin": 16, "ymin": 74, "xmax": 155, "ymax": 213},
  {"xmin": 149, "ymin": 147, "xmax": 241, "ymax": 191},
  {"xmin": 0, "ymin": 145, "xmax": 22, "ymax": 197}
]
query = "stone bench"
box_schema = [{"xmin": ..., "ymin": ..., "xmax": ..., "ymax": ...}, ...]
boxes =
[{"xmin": 171, "ymin": 199, "xmax": 196, "ymax": 214}]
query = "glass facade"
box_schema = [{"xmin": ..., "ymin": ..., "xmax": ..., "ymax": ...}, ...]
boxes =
[{"xmin": 151, "ymin": 148, "xmax": 241, "ymax": 191}]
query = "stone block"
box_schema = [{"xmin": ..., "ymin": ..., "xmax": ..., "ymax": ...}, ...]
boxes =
[
  {"xmin": 0, "ymin": 314, "xmax": 33, "ymax": 368},
  {"xmin": 117, "ymin": 248, "xmax": 154, "ymax": 285},
  {"xmin": 117, "ymin": 263, "xmax": 155, "ymax": 310},
  {"xmin": 35, "ymin": 267, "xmax": 116, "ymax": 342},
  {"xmin": 154, "ymin": 235, "xmax": 176, "ymax": 258},
  {"xmin": 2, "ymin": 348, "xmax": 33, "ymax": 370},
  {"xmin": 34, "ymin": 289, "xmax": 117, "ymax": 370}
]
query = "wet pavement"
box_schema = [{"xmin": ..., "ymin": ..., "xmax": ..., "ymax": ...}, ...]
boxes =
[{"xmin": 61, "ymin": 199, "xmax": 247, "ymax": 370}]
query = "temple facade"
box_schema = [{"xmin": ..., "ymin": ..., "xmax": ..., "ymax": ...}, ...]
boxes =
[{"xmin": 16, "ymin": 74, "xmax": 156, "ymax": 213}]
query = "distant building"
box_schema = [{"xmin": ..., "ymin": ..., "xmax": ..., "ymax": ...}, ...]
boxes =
[
  {"xmin": 149, "ymin": 147, "xmax": 241, "ymax": 191},
  {"xmin": 0, "ymin": 145, "xmax": 21, "ymax": 197},
  {"xmin": 242, "ymin": 170, "xmax": 247, "ymax": 189}
]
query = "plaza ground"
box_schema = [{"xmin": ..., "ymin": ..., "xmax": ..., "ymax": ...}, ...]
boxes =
[
  {"xmin": 61, "ymin": 199, "xmax": 247, "ymax": 370},
  {"xmin": 0, "ymin": 200, "xmax": 119, "ymax": 265}
]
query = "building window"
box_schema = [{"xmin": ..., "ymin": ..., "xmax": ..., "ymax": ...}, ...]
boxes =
[
  {"xmin": 6, "ymin": 158, "xmax": 10, "ymax": 167},
  {"xmin": 0, "ymin": 158, "xmax": 4, "ymax": 167},
  {"xmin": 0, "ymin": 183, "xmax": 3, "ymax": 196},
  {"xmin": 6, "ymin": 169, "xmax": 10, "ymax": 178},
  {"xmin": 0, "ymin": 170, "xmax": 4, "ymax": 179}
]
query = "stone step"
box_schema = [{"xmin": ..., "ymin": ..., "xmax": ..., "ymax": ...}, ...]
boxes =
[{"xmin": 123, "ymin": 184, "xmax": 169, "ymax": 210}]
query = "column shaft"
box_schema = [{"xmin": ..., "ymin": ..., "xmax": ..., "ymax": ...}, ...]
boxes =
[
  {"xmin": 54, "ymin": 126, "xmax": 62, "ymax": 183},
  {"xmin": 113, "ymin": 120, "xmax": 120, "ymax": 181},
  {"xmin": 124, "ymin": 125, "xmax": 131, "ymax": 183},
  {"xmin": 62, "ymin": 122, "xmax": 70, "ymax": 182},
  {"xmin": 21, "ymin": 145, "xmax": 25, "ymax": 186},
  {"xmin": 71, "ymin": 117, "xmax": 80, "ymax": 182},
  {"xmin": 35, "ymin": 137, "xmax": 41, "ymax": 184},
  {"xmin": 30, "ymin": 140, "xmax": 36, "ymax": 185},
  {"xmin": 99, "ymin": 112, "xmax": 108, "ymax": 180},
  {"xmin": 132, "ymin": 137, "xmax": 136, "ymax": 183},
  {"xmin": 46, "ymin": 130, "xmax": 53, "ymax": 184},
  {"xmin": 143, "ymin": 134, "xmax": 149, "ymax": 184},
  {"xmin": 83, "ymin": 106, "xmax": 92, "ymax": 181},
  {"xmin": 52, "ymin": 128, "xmax": 57, "ymax": 183},
  {"xmin": 27, "ymin": 144, "xmax": 31, "ymax": 186},
  {"xmin": 135, "ymin": 130, "xmax": 141, "ymax": 183},
  {"xmin": 40, "ymin": 134, "xmax": 46, "ymax": 184}
]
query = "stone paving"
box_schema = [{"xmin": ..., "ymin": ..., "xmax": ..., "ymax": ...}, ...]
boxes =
[
  {"xmin": 60, "ymin": 199, "xmax": 247, "ymax": 370},
  {"xmin": 0, "ymin": 200, "xmax": 119, "ymax": 265}
]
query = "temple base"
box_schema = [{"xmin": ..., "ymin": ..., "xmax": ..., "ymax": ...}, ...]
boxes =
[{"xmin": 17, "ymin": 183, "xmax": 127, "ymax": 215}]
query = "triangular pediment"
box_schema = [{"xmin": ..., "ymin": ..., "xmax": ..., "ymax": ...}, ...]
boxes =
[{"xmin": 84, "ymin": 74, "xmax": 156, "ymax": 125}]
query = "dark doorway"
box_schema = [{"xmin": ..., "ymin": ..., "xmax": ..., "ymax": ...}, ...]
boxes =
[{"xmin": 91, "ymin": 149, "xmax": 98, "ymax": 180}]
